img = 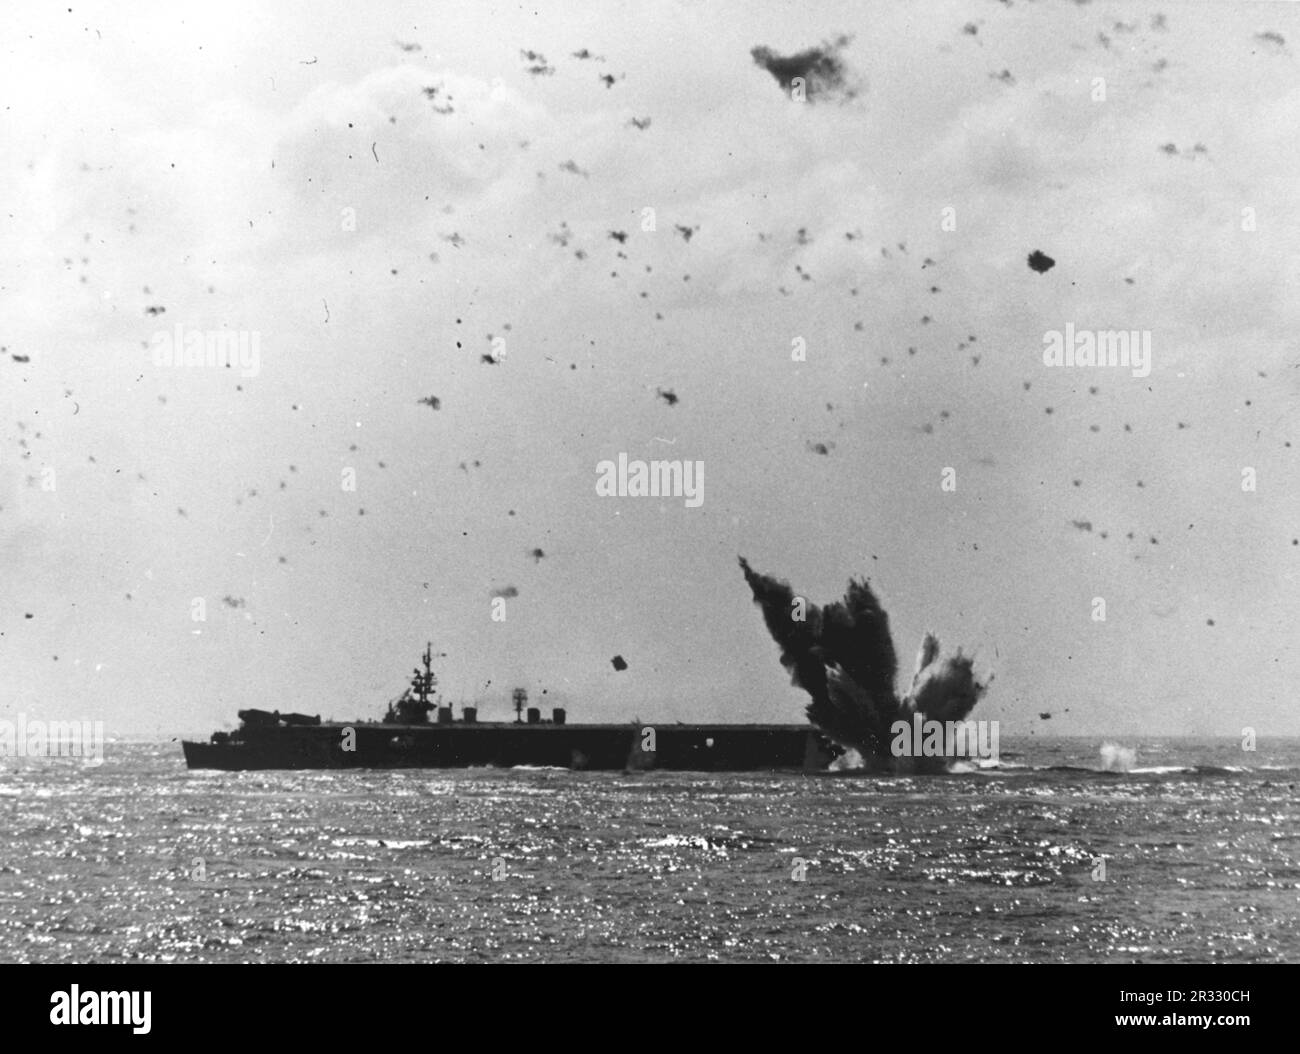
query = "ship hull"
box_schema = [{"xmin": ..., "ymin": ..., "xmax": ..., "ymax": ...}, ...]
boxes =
[{"xmin": 182, "ymin": 723, "xmax": 836, "ymax": 772}]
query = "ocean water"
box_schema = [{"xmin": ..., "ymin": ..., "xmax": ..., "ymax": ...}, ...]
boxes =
[{"xmin": 1, "ymin": 737, "xmax": 1298, "ymax": 963}]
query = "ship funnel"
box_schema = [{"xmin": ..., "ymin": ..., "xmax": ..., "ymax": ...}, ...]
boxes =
[
  {"xmin": 526, "ymin": 707, "xmax": 541, "ymax": 724},
  {"xmin": 462, "ymin": 707, "xmax": 478, "ymax": 723},
  {"xmin": 552, "ymin": 708, "xmax": 566, "ymax": 725}
]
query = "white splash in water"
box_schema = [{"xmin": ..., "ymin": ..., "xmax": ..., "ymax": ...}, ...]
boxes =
[{"xmin": 1100, "ymin": 742, "xmax": 1136, "ymax": 772}]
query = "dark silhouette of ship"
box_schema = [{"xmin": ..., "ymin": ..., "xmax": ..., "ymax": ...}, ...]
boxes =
[{"xmin": 182, "ymin": 643, "xmax": 840, "ymax": 772}]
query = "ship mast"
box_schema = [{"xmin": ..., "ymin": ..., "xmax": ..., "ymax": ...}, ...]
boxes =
[{"xmin": 414, "ymin": 641, "xmax": 438, "ymax": 708}]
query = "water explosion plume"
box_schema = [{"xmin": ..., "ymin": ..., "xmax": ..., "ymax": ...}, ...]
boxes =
[{"xmin": 738, "ymin": 557, "xmax": 991, "ymax": 771}]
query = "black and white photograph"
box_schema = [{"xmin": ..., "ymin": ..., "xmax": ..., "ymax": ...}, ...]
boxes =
[{"xmin": 2, "ymin": 0, "xmax": 1297, "ymax": 1008}]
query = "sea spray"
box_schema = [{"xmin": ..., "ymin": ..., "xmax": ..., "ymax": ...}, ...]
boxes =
[{"xmin": 1100, "ymin": 742, "xmax": 1137, "ymax": 772}]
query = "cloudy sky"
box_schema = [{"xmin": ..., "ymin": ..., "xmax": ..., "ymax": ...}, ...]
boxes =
[{"xmin": 3, "ymin": 0, "xmax": 1299, "ymax": 738}]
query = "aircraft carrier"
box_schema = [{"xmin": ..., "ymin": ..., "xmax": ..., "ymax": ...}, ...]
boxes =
[{"xmin": 182, "ymin": 643, "xmax": 839, "ymax": 772}]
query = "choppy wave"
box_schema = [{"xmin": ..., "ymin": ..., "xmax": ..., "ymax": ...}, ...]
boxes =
[{"xmin": 2, "ymin": 738, "xmax": 1298, "ymax": 963}]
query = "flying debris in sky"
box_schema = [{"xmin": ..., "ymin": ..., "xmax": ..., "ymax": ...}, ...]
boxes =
[
  {"xmin": 656, "ymin": 387, "xmax": 679, "ymax": 406},
  {"xmin": 417, "ymin": 395, "xmax": 441, "ymax": 410},
  {"xmin": 750, "ymin": 35, "xmax": 858, "ymax": 102},
  {"xmin": 1027, "ymin": 250, "xmax": 1055, "ymax": 273},
  {"xmin": 520, "ymin": 49, "xmax": 554, "ymax": 76},
  {"xmin": 422, "ymin": 84, "xmax": 454, "ymax": 114},
  {"xmin": 739, "ymin": 557, "xmax": 991, "ymax": 772},
  {"xmin": 610, "ymin": 654, "xmax": 628, "ymax": 671}
]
